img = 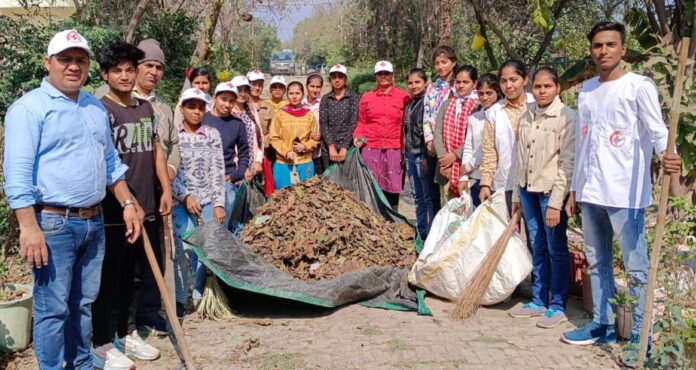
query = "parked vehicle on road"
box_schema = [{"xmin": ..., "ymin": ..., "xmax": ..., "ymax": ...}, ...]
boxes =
[{"xmin": 271, "ymin": 49, "xmax": 296, "ymax": 75}]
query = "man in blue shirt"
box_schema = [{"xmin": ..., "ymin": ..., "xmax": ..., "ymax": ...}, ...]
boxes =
[{"xmin": 3, "ymin": 29, "xmax": 142, "ymax": 370}]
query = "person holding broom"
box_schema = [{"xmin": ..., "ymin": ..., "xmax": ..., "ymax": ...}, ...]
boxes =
[
  {"xmin": 561, "ymin": 22, "xmax": 681, "ymax": 365},
  {"xmin": 171, "ymin": 88, "xmax": 226, "ymax": 318},
  {"xmin": 269, "ymin": 81, "xmax": 319, "ymax": 189},
  {"xmin": 90, "ymin": 41, "xmax": 173, "ymax": 369},
  {"xmin": 508, "ymin": 67, "xmax": 576, "ymax": 328},
  {"xmin": 478, "ymin": 60, "xmax": 535, "ymax": 211}
]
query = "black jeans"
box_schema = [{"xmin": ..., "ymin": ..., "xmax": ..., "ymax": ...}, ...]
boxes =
[{"xmin": 92, "ymin": 219, "xmax": 162, "ymax": 344}]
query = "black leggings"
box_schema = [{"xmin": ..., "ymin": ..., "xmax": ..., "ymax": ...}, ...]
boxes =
[
  {"xmin": 92, "ymin": 220, "xmax": 161, "ymax": 345},
  {"xmin": 384, "ymin": 191, "xmax": 400, "ymax": 211}
]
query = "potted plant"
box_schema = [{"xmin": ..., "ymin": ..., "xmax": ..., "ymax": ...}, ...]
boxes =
[
  {"xmin": 609, "ymin": 287, "xmax": 638, "ymax": 340},
  {"xmin": 0, "ymin": 255, "xmax": 33, "ymax": 351}
]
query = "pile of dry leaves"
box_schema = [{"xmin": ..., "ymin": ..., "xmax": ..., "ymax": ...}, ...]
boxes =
[{"xmin": 241, "ymin": 177, "xmax": 416, "ymax": 280}]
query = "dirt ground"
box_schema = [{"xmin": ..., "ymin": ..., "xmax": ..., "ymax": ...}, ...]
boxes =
[{"xmin": 5, "ymin": 188, "xmax": 625, "ymax": 370}]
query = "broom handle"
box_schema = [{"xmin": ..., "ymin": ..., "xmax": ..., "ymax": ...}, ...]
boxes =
[
  {"xmin": 636, "ymin": 37, "xmax": 690, "ymax": 368},
  {"xmin": 141, "ymin": 227, "xmax": 197, "ymax": 370}
]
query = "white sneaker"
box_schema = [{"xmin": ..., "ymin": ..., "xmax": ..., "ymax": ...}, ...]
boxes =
[
  {"xmin": 91, "ymin": 343, "xmax": 135, "ymax": 370},
  {"xmin": 115, "ymin": 330, "xmax": 161, "ymax": 361}
]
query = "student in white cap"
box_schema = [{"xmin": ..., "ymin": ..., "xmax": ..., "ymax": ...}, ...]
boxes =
[
  {"xmin": 229, "ymin": 76, "xmax": 265, "ymax": 190},
  {"xmin": 353, "ymin": 60, "xmax": 411, "ymax": 210},
  {"xmin": 319, "ymin": 63, "xmax": 359, "ymax": 171},
  {"xmin": 246, "ymin": 69, "xmax": 265, "ymax": 111},
  {"xmin": 203, "ymin": 82, "xmax": 250, "ymax": 228},
  {"xmin": 3, "ymin": 29, "xmax": 140, "ymax": 369},
  {"xmin": 171, "ymin": 88, "xmax": 226, "ymax": 319},
  {"xmin": 266, "ymin": 75, "xmax": 289, "ymax": 111}
]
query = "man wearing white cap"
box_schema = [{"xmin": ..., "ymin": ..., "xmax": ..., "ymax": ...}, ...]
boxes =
[
  {"xmin": 3, "ymin": 29, "xmax": 141, "ymax": 369},
  {"xmin": 319, "ymin": 63, "xmax": 359, "ymax": 169}
]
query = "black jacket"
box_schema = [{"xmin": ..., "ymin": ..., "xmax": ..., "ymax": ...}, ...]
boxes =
[{"xmin": 404, "ymin": 93, "xmax": 426, "ymax": 155}]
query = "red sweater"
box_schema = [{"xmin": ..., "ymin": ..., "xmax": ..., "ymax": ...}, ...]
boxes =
[{"xmin": 353, "ymin": 86, "xmax": 411, "ymax": 149}]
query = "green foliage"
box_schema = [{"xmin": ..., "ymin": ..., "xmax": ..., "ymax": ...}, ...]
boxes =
[
  {"xmin": 531, "ymin": 0, "xmax": 555, "ymax": 32},
  {"xmin": 211, "ymin": 20, "xmax": 280, "ymax": 75},
  {"xmin": 643, "ymin": 304, "xmax": 696, "ymax": 368},
  {"xmin": 609, "ymin": 290, "xmax": 639, "ymax": 308}
]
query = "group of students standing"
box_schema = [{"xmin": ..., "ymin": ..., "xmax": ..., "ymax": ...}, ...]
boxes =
[{"xmin": 2, "ymin": 19, "xmax": 684, "ymax": 369}]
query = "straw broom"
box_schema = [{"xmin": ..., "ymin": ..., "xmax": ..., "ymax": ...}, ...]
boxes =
[
  {"xmin": 196, "ymin": 274, "xmax": 238, "ymax": 321},
  {"xmin": 191, "ymin": 216, "xmax": 238, "ymax": 322},
  {"xmin": 451, "ymin": 209, "xmax": 522, "ymax": 320}
]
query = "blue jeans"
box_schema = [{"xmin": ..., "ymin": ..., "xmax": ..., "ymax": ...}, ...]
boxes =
[
  {"xmin": 224, "ymin": 181, "xmax": 238, "ymax": 229},
  {"xmin": 273, "ymin": 161, "xmax": 314, "ymax": 190},
  {"xmin": 581, "ymin": 202, "xmax": 648, "ymax": 337},
  {"xmin": 518, "ymin": 187, "xmax": 570, "ymax": 311},
  {"xmin": 405, "ymin": 151, "xmax": 438, "ymax": 239},
  {"xmin": 172, "ymin": 203, "xmax": 213, "ymax": 305},
  {"xmin": 33, "ymin": 212, "xmax": 105, "ymax": 370}
]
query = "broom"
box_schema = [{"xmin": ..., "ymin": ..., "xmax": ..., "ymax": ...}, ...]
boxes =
[
  {"xmin": 192, "ymin": 216, "xmax": 238, "ymax": 321},
  {"xmin": 451, "ymin": 209, "xmax": 522, "ymax": 320}
]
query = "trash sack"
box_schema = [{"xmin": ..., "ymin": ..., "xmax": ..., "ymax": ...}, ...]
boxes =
[
  {"xmin": 184, "ymin": 222, "xmax": 419, "ymax": 310},
  {"xmin": 230, "ymin": 176, "xmax": 266, "ymax": 226},
  {"xmin": 409, "ymin": 191, "xmax": 532, "ymax": 305}
]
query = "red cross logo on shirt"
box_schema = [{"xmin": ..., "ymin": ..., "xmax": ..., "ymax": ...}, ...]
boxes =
[{"xmin": 66, "ymin": 30, "xmax": 81, "ymax": 43}]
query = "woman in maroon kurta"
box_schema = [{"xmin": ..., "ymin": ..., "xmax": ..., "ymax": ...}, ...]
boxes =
[{"xmin": 353, "ymin": 60, "xmax": 411, "ymax": 210}]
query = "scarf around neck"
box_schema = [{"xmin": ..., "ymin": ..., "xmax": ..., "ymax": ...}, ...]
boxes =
[
  {"xmin": 443, "ymin": 89, "xmax": 479, "ymax": 197},
  {"xmin": 281, "ymin": 104, "xmax": 311, "ymax": 117}
]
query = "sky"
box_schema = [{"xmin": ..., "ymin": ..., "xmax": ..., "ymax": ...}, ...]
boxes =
[{"xmin": 254, "ymin": 5, "xmax": 314, "ymax": 43}]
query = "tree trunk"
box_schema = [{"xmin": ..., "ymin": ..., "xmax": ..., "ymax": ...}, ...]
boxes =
[
  {"xmin": 531, "ymin": 0, "xmax": 569, "ymax": 66},
  {"xmin": 190, "ymin": 0, "xmax": 225, "ymax": 66},
  {"xmin": 473, "ymin": 8, "xmax": 497, "ymax": 69},
  {"xmin": 416, "ymin": 2, "xmax": 434, "ymax": 68},
  {"xmin": 644, "ymin": 1, "xmax": 662, "ymax": 36},
  {"xmin": 652, "ymin": 0, "xmax": 670, "ymax": 36},
  {"xmin": 437, "ymin": 0, "xmax": 453, "ymax": 46},
  {"xmin": 687, "ymin": 7, "xmax": 696, "ymax": 77},
  {"xmin": 124, "ymin": 0, "xmax": 150, "ymax": 44}
]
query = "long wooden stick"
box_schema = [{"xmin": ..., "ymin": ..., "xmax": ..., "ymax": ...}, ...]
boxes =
[
  {"xmin": 636, "ymin": 37, "xmax": 691, "ymax": 368},
  {"xmin": 141, "ymin": 227, "xmax": 197, "ymax": 370}
]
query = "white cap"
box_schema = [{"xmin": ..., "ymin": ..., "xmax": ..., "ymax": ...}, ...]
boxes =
[
  {"xmin": 47, "ymin": 29, "xmax": 92, "ymax": 57},
  {"xmin": 231, "ymin": 75, "xmax": 250, "ymax": 87},
  {"xmin": 246, "ymin": 69, "xmax": 265, "ymax": 82},
  {"xmin": 329, "ymin": 63, "xmax": 348, "ymax": 76},
  {"xmin": 214, "ymin": 81, "xmax": 238, "ymax": 96},
  {"xmin": 179, "ymin": 88, "xmax": 209, "ymax": 105},
  {"xmin": 374, "ymin": 60, "xmax": 394, "ymax": 74},
  {"xmin": 269, "ymin": 75, "xmax": 287, "ymax": 88}
]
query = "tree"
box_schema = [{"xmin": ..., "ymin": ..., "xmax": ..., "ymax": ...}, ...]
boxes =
[
  {"xmin": 190, "ymin": 0, "xmax": 225, "ymax": 65},
  {"xmin": 124, "ymin": 0, "xmax": 150, "ymax": 43},
  {"xmin": 437, "ymin": 0, "xmax": 453, "ymax": 46}
]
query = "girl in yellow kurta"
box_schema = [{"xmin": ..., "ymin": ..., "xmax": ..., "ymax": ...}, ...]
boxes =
[{"xmin": 269, "ymin": 81, "xmax": 319, "ymax": 189}]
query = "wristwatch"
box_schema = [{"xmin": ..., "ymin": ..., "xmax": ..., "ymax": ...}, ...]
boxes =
[{"xmin": 121, "ymin": 198, "xmax": 135, "ymax": 209}]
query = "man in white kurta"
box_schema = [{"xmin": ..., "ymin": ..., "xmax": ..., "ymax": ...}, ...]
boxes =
[{"xmin": 561, "ymin": 21, "xmax": 682, "ymax": 357}]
